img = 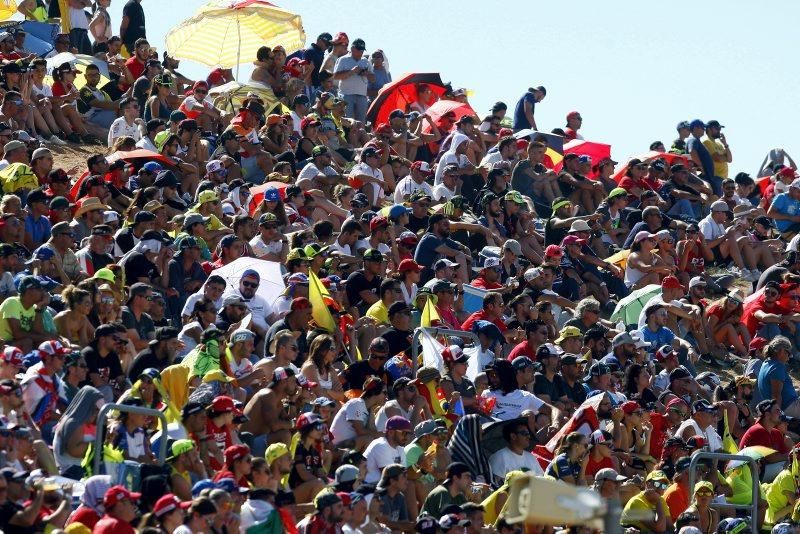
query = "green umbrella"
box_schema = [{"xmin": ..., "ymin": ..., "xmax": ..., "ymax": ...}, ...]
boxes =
[
  {"xmin": 725, "ymin": 446, "xmax": 776, "ymax": 471},
  {"xmin": 610, "ymin": 284, "xmax": 661, "ymax": 329}
]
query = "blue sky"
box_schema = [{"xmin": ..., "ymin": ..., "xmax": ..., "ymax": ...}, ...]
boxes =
[{"xmin": 104, "ymin": 0, "xmax": 800, "ymax": 176}]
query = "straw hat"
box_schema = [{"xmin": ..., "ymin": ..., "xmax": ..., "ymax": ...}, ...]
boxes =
[{"xmin": 74, "ymin": 196, "xmax": 110, "ymax": 217}]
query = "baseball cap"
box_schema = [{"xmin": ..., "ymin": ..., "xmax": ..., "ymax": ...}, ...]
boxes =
[
  {"xmin": 265, "ymin": 443, "xmax": 289, "ymax": 466},
  {"xmin": 511, "ymin": 356, "xmax": 536, "ymax": 371},
  {"xmin": 398, "ymin": 259, "xmax": 422, "ymax": 273},
  {"xmin": 661, "ymin": 275, "xmax": 682, "ymax": 290},
  {"xmin": 561, "ymin": 235, "xmax": 587, "ymax": 247},
  {"xmin": 385, "ymin": 416, "xmax": 412, "ymax": 432},
  {"xmin": 210, "ymin": 395, "xmax": 236, "ymax": 413},
  {"xmin": 749, "ymin": 336, "xmax": 768, "ymax": 352},
  {"xmin": 692, "ymin": 399, "xmax": 717, "ymax": 414},
  {"xmin": 645, "ymin": 470, "xmax": 669, "ymax": 483},
  {"xmin": 441, "ymin": 345, "xmax": 468, "ymax": 364},
  {"xmin": 594, "ymin": 468, "xmax": 626, "ymax": 482},
  {"xmin": 103, "ymin": 485, "xmax": 141, "ymax": 509},
  {"xmin": 439, "ymin": 514, "xmax": 471, "ymax": 530},
  {"xmin": 710, "ymin": 200, "xmax": 730, "ymax": 212},
  {"xmin": 669, "ymin": 367, "xmax": 692, "ymax": 382},
  {"xmin": 334, "ymin": 464, "xmax": 359, "ymax": 485},
  {"xmin": 688, "ymin": 276, "xmax": 707, "ymax": 288},
  {"xmin": 416, "ymin": 513, "xmax": 438, "ymax": 534},
  {"xmin": 611, "ymin": 332, "xmax": 635, "ymax": 348},
  {"xmin": 555, "ymin": 325, "xmax": 582, "ymax": 344},
  {"xmin": 433, "ymin": 258, "xmax": 459, "ymax": 271},
  {"xmin": 655, "ymin": 344, "xmax": 677, "ymax": 362},
  {"xmin": 633, "ymin": 231, "xmax": 656, "ymax": 243},
  {"xmin": 153, "ymin": 494, "xmax": 191, "ymax": 517},
  {"xmin": 621, "ymin": 400, "xmax": 641, "ymax": 415},
  {"xmin": 295, "ymin": 412, "xmax": 322, "ymax": 431}
]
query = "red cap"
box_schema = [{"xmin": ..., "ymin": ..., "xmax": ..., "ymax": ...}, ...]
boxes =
[
  {"xmin": 224, "ymin": 444, "xmax": 251, "ymax": 465},
  {"xmin": 153, "ymin": 493, "xmax": 190, "ymax": 517},
  {"xmin": 515, "ymin": 139, "xmax": 529, "ymax": 151},
  {"xmin": 686, "ymin": 435, "xmax": 707, "ymax": 449},
  {"xmin": 544, "ymin": 244, "xmax": 563, "ymax": 258},
  {"xmin": 779, "ymin": 167, "xmax": 797, "ymax": 178},
  {"xmin": 567, "ymin": 111, "xmax": 581, "ymax": 120},
  {"xmin": 291, "ymin": 296, "xmax": 311, "ymax": 311},
  {"xmin": 374, "ymin": 123, "xmax": 392, "ymax": 136},
  {"xmin": 295, "ymin": 412, "xmax": 322, "ymax": 430},
  {"xmin": 398, "ymin": 259, "xmax": 422, "ymax": 273},
  {"xmin": 210, "ymin": 395, "xmax": 236, "ymax": 413},
  {"xmin": 300, "ymin": 117, "xmax": 320, "ymax": 131},
  {"xmin": 207, "ymin": 68, "xmax": 227, "ymax": 86},
  {"xmin": 621, "ymin": 400, "xmax": 641, "ymax": 415},
  {"xmin": 561, "ymin": 235, "xmax": 587, "ymax": 247},
  {"xmin": 665, "ymin": 397, "xmax": 689, "ymax": 411},
  {"xmin": 410, "ymin": 160, "xmax": 433, "ymax": 175},
  {"xmin": 369, "ymin": 215, "xmax": 389, "ymax": 233},
  {"xmin": 103, "ymin": 485, "xmax": 141, "ymax": 509},
  {"xmin": 498, "ymin": 127, "xmax": 513, "ymax": 138},
  {"xmin": 749, "ymin": 336, "xmax": 768, "ymax": 352},
  {"xmin": 661, "ymin": 276, "xmax": 683, "ymax": 290},
  {"xmin": 322, "ymin": 295, "xmax": 341, "ymax": 312},
  {"xmin": 192, "ymin": 80, "xmax": 208, "ymax": 92},
  {"xmin": 332, "ymin": 32, "xmax": 349, "ymax": 45},
  {"xmin": 655, "ymin": 346, "xmax": 678, "ymax": 362},
  {"xmin": 336, "ymin": 491, "xmax": 352, "ymax": 506}
]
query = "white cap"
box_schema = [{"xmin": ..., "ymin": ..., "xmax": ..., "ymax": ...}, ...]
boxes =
[
  {"xmin": 103, "ymin": 210, "xmax": 119, "ymax": 223},
  {"xmin": 688, "ymin": 276, "xmax": 707, "ymax": 288},
  {"xmin": 710, "ymin": 200, "xmax": 730, "ymax": 212},
  {"xmin": 524, "ymin": 267, "xmax": 542, "ymax": 282},
  {"xmin": 482, "ymin": 257, "xmax": 500, "ymax": 270},
  {"xmin": 569, "ymin": 220, "xmax": 592, "ymax": 233},
  {"xmin": 790, "ymin": 178, "xmax": 800, "ymax": 190}
]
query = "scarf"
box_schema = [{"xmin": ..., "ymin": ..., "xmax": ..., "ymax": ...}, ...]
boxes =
[{"xmin": 446, "ymin": 413, "xmax": 493, "ymax": 484}]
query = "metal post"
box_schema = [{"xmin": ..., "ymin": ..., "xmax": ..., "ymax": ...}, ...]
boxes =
[
  {"xmin": 411, "ymin": 327, "xmax": 480, "ymax": 374},
  {"xmin": 687, "ymin": 450, "xmax": 759, "ymax": 523},
  {"xmin": 93, "ymin": 403, "xmax": 170, "ymax": 476},
  {"xmin": 235, "ymin": 17, "xmax": 241, "ymax": 80}
]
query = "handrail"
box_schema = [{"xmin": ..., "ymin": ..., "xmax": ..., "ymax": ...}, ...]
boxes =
[
  {"xmin": 687, "ymin": 450, "xmax": 759, "ymax": 522},
  {"xmin": 93, "ymin": 403, "xmax": 170, "ymax": 476},
  {"xmin": 410, "ymin": 327, "xmax": 480, "ymax": 374}
]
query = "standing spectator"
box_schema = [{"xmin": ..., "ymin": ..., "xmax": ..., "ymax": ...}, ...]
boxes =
[
  {"xmin": 367, "ymin": 49, "xmax": 391, "ymax": 99},
  {"xmin": 120, "ymin": 0, "xmax": 146, "ymax": 57},
  {"xmin": 687, "ymin": 119, "xmax": 718, "ymax": 195},
  {"xmin": 333, "ymin": 38, "xmax": 373, "ymax": 122},
  {"xmin": 702, "ymin": 120, "xmax": 732, "ymax": 181},
  {"xmin": 512, "ymin": 86, "xmax": 546, "ymax": 132}
]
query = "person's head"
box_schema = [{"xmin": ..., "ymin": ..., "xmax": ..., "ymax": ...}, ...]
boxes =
[
  {"xmin": 691, "ymin": 399, "xmax": 718, "ymax": 428},
  {"xmin": 593, "ymin": 467, "xmax": 626, "ymax": 499},
  {"xmin": 385, "ymin": 416, "xmax": 412, "ymax": 447},
  {"xmin": 444, "ymin": 462, "xmax": 473, "ymax": 493},
  {"xmin": 104, "ymin": 485, "xmax": 141, "ymax": 522},
  {"xmin": 134, "ymin": 38, "xmax": 150, "ymax": 60},
  {"xmin": 767, "ymin": 335, "xmax": 793, "ymax": 363},
  {"xmin": 558, "ymin": 431, "xmax": 588, "ymax": 460},
  {"xmin": 503, "ymin": 420, "xmax": 533, "ymax": 451}
]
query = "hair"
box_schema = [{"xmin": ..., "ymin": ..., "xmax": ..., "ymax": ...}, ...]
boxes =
[
  {"xmin": 256, "ymin": 195, "xmax": 288, "ymax": 227},
  {"xmin": 557, "ymin": 431, "xmax": 585, "ymax": 456},
  {"xmin": 191, "ymin": 297, "xmax": 216, "ymax": 323},
  {"xmin": 340, "ymin": 219, "xmax": 361, "ymax": 236},
  {"xmin": 766, "ymin": 335, "xmax": 793, "ymax": 358},
  {"xmin": 575, "ymin": 297, "xmax": 600, "ymax": 317},
  {"xmin": 108, "ymin": 135, "xmax": 136, "ymax": 154},
  {"xmin": 273, "ymin": 330, "xmax": 296, "ymax": 352},
  {"xmin": 501, "ymin": 421, "xmax": 528, "ymax": 442},
  {"xmin": 624, "ymin": 363, "xmax": 646, "ymax": 397},
  {"xmin": 308, "ymin": 334, "xmax": 335, "ymax": 374},
  {"xmin": 62, "ymin": 285, "xmax": 91, "ymax": 311},
  {"xmin": 379, "ymin": 278, "xmax": 398, "ymax": 300},
  {"xmin": 482, "ymin": 291, "xmax": 503, "ymax": 309},
  {"xmin": 312, "ymin": 220, "xmax": 335, "ymax": 241},
  {"xmin": 256, "ymin": 45, "xmax": 271, "ymax": 62}
]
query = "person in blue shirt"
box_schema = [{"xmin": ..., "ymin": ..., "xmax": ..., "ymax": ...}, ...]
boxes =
[
  {"xmin": 757, "ymin": 336, "xmax": 800, "ymax": 417},
  {"xmin": 512, "ymin": 86, "xmax": 546, "ymax": 132},
  {"xmin": 545, "ymin": 431, "xmax": 588, "ymax": 485},
  {"xmin": 637, "ymin": 304, "xmax": 697, "ymax": 375},
  {"xmin": 686, "ymin": 119, "xmax": 719, "ymax": 195},
  {"xmin": 413, "ymin": 214, "xmax": 468, "ymax": 284},
  {"xmin": 767, "ymin": 178, "xmax": 800, "ymax": 236},
  {"xmin": 23, "ymin": 188, "xmax": 52, "ymax": 251}
]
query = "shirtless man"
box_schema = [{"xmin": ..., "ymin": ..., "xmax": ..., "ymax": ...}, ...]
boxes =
[
  {"xmin": 242, "ymin": 366, "xmax": 300, "ymax": 457},
  {"xmin": 253, "ymin": 330, "xmax": 299, "ymax": 380}
]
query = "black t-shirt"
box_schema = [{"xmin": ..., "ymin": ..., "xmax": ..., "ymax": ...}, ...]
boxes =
[
  {"xmin": 132, "ymin": 75, "xmax": 151, "ymax": 113},
  {"xmin": 121, "ymin": 0, "xmax": 146, "ymax": 50},
  {"xmin": 123, "ymin": 251, "xmax": 158, "ymax": 282},
  {"xmin": 533, "ymin": 372, "xmax": 565, "ymax": 401},
  {"xmin": 115, "ymin": 227, "xmax": 136, "ymax": 255},
  {"xmin": 561, "ymin": 378, "xmax": 587, "ymax": 405},
  {"xmin": 121, "ymin": 307, "xmax": 155, "ymax": 343},
  {"xmin": 0, "ymin": 501, "xmax": 26, "ymax": 534},
  {"xmin": 289, "ymin": 442, "xmax": 323, "ymax": 488},
  {"xmin": 82, "ymin": 342, "xmax": 124, "ymax": 382},
  {"xmin": 379, "ymin": 328, "xmax": 412, "ymax": 357},
  {"xmin": 407, "ymin": 214, "xmax": 429, "ymax": 235},
  {"xmin": 128, "ymin": 346, "xmax": 167, "ymax": 379},
  {"xmin": 88, "ymin": 250, "xmax": 114, "ymax": 271},
  {"xmin": 342, "ymin": 360, "xmax": 391, "ymax": 391},
  {"xmin": 345, "ymin": 270, "xmax": 381, "ymax": 312}
]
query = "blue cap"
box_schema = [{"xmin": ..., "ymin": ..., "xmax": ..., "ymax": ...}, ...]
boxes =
[
  {"xmin": 34, "ymin": 275, "xmax": 60, "ymax": 291},
  {"xmin": 241, "ymin": 268, "xmax": 260, "ymax": 281},
  {"xmin": 264, "ymin": 187, "xmax": 280, "ymax": 202},
  {"xmin": 471, "ymin": 320, "xmax": 503, "ymax": 342},
  {"xmin": 191, "ymin": 479, "xmax": 216, "ymax": 497},
  {"xmin": 689, "ymin": 119, "xmax": 705, "ymax": 130},
  {"xmin": 31, "ymin": 247, "xmax": 54, "ymax": 262},
  {"xmin": 388, "ymin": 204, "xmax": 412, "ymax": 220},
  {"xmin": 142, "ymin": 161, "xmax": 163, "ymax": 173}
]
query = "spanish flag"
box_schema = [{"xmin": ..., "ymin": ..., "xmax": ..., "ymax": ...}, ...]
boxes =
[
  {"xmin": 309, "ymin": 271, "xmax": 336, "ymax": 334},
  {"xmin": 421, "ymin": 297, "xmax": 441, "ymax": 328}
]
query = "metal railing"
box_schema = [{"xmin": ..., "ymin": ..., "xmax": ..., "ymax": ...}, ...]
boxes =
[
  {"xmin": 687, "ymin": 450, "xmax": 759, "ymax": 523},
  {"xmin": 410, "ymin": 327, "xmax": 480, "ymax": 374},
  {"xmin": 94, "ymin": 403, "xmax": 169, "ymax": 475}
]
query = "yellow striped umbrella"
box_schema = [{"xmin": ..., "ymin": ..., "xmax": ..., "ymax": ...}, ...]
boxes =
[{"xmin": 165, "ymin": 0, "xmax": 305, "ymax": 73}]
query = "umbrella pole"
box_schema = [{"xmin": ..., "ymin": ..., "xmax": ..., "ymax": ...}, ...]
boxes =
[{"xmin": 235, "ymin": 17, "xmax": 241, "ymax": 80}]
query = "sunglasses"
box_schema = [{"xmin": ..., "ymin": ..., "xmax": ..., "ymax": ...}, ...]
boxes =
[
  {"xmin": 651, "ymin": 481, "xmax": 669, "ymax": 490},
  {"xmin": 242, "ymin": 281, "xmax": 259, "ymax": 289},
  {"xmin": 766, "ymin": 290, "xmax": 779, "ymax": 297},
  {"xmin": 696, "ymin": 489, "xmax": 713, "ymax": 497}
]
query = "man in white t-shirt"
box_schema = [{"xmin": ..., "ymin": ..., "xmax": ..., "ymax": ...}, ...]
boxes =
[
  {"xmin": 349, "ymin": 146, "xmax": 385, "ymax": 207},
  {"xmin": 108, "ymin": 96, "xmax": 143, "ymax": 148},
  {"xmin": 488, "ymin": 419, "xmax": 544, "ymax": 485},
  {"xmin": 676, "ymin": 399, "xmax": 723, "ymax": 452},
  {"xmin": 394, "ymin": 161, "xmax": 435, "ymax": 203},
  {"xmin": 250, "ymin": 213, "xmax": 288, "ymax": 261},
  {"xmin": 432, "ymin": 164, "xmax": 460, "ymax": 203},
  {"xmin": 289, "ymin": 94, "xmax": 309, "ymax": 135},
  {"xmin": 699, "ymin": 199, "xmax": 755, "ymax": 280},
  {"xmin": 363, "ymin": 416, "xmax": 411, "ymax": 484},
  {"xmin": 483, "ymin": 387, "xmax": 545, "ymax": 421},
  {"xmin": 479, "ymin": 136, "xmax": 517, "ymax": 168},
  {"xmin": 181, "ymin": 274, "xmax": 225, "ymax": 322},
  {"xmin": 297, "ymin": 145, "xmax": 340, "ymax": 191}
]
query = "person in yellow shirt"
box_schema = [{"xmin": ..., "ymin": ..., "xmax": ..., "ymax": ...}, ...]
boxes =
[
  {"xmin": 187, "ymin": 190, "xmax": 232, "ymax": 248},
  {"xmin": 621, "ymin": 470, "xmax": 673, "ymax": 533},
  {"xmin": 702, "ymin": 120, "xmax": 732, "ymax": 179},
  {"xmin": 365, "ymin": 278, "xmax": 401, "ymax": 327}
]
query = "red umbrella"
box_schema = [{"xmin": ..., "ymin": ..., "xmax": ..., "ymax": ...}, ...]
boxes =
[
  {"xmin": 70, "ymin": 149, "xmax": 179, "ymax": 200},
  {"xmin": 555, "ymin": 139, "xmax": 612, "ymax": 177},
  {"xmin": 365, "ymin": 72, "xmax": 447, "ymax": 126},
  {"xmin": 248, "ymin": 181, "xmax": 290, "ymax": 215},
  {"xmin": 611, "ymin": 151, "xmax": 690, "ymax": 183},
  {"xmin": 421, "ymin": 100, "xmax": 477, "ymax": 134}
]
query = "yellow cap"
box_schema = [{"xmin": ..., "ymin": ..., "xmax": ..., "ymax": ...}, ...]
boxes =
[{"xmin": 265, "ymin": 443, "xmax": 289, "ymax": 466}]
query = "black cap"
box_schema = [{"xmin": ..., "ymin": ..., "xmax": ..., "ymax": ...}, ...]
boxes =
[
  {"xmin": 674, "ymin": 456, "xmax": 693, "ymax": 473},
  {"xmin": 181, "ymin": 401, "xmax": 205, "ymax": 420},
  {"xmin": 669, "ymin": 367, "xmax": 692, "ymax": 382},
  {"xmin": 91, "ymin": 224, "xmax": 113, "ymax": 236},
  {"xmin": 133, "ymin": 211, "xmax": 156, "ymax": 225},
  {"xmin": 153, "ymin": 170, "xmax": 178, "ymax": 188},
  {"xmin": 753, "ymin": 215, "xmax": 774, "ymax": 229},
  {"xmin": 445, "ymin": 462, "xmax": 471, "ymax": 480},
  {"xmin": 94, "ymin": 323, "xmax": 118, "ymax": 339},
  {"xmin": 352, "ymin": 38, "xmax": 366, "ymax": 50},
  {"xmin": 140, "ymin": 230, "xmax": 173, "ymax": 245},
  {"xmin": 692, "ymin": 399, "xmax": 717, "ymax": 414},
  {"xmin": 388, "ymin": 301, "xmax": 411, "ymax": 317},
  {"xmin": 706, "ymin": 120, "xmax": 724, "ymax": 129},
  {"xmin": 428, "ymin": 213, "xmax": 446, "ymax": 230},
  {"xmin": 317, "ymin": 32, "xmax": 332, "ymax": 43},
  {"xmin": 154, "ymin": 326, "xmax": 179, "ymax": 341}
]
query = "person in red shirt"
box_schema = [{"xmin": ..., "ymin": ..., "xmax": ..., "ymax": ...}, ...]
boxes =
[
  {"xmin": 739, "ymin": 399, "xmax": 790, "ymax": 480},
  {"xmin": 618, "ymin": 158, "xmax": 664, "ymax": 204},
  {"xmin": 470, "ymin": 257, "xmax": 505, "ymax": 291},
  {"xmin": 93, "ymin": 485, "xmax": 140, "ymax": 534},
  {"xmin": 461, "ymin": 291, "xmax": 508, "ymax": 334},
  {"xmin": 507, "ymin": 320, "xmax": 549, "ymax": 361},
  {"xmin": 430, "ymin": 281, "xmax": 461, "ymax": 331},
  {"xmin": 205, "ymin": 395, "xmax": 239, "ymax": 471},
  {"xmin": 741, "ymin": 281, "xmax": 793, "ymax": 337},
  {"xmin": 123, "ymin": 38, "xmax": 151, "ymax": 88},
  {"xmin": 585, "ymin": 429, "xmax": 615, "ymax": 481},
  {"xmin": 663, "ymin": 456, "xmax": 693, "ymax": 520},
  {"xmin": 213, "ymin": 444, "xmax": 253, "ymax": 489}
]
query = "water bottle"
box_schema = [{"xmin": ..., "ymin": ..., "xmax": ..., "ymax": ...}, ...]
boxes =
[{"xmin": 616, "ymin": 319, "xmax": 626, "ymax": 332}]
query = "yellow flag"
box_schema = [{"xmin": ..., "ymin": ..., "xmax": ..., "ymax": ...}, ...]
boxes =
[
  {"xmin": 309, "ymin": 271, "xmax": 336, "ymax": 333},
  {"xmin": 722, "ymin": 409, "xmax": 739, "ymax": 455},
  {"xmin": 421, "ymin": 296, "xmax": 441, "ymax": 328}
]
